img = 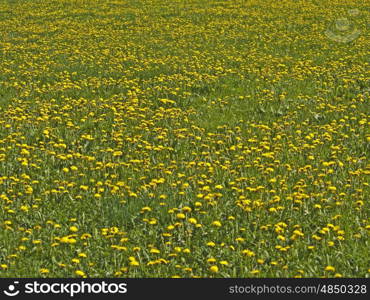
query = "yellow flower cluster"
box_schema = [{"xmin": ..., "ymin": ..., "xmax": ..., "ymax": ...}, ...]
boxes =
[{"xmin": 0, "ymin": 0, "xmax": 368, "ymax": 278}]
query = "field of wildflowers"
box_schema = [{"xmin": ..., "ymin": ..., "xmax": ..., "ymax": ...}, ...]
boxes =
[{"xmin": 0, "ymin": 0, "xmax": 369, "ymax": 278}]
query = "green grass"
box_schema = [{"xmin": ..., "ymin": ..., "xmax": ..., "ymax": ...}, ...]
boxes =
[{"xmin": 0, "ymin": 0, "xmax": 369, "ymax": 278}]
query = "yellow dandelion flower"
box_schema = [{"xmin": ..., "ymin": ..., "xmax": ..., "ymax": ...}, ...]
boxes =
[
  {"xmin": 176, "ymin": 213, "xmax": 186, "ymax": 219},
  {"xmin": 188, "ymin": 218, "xmax": 197, "ymax": 224},
  {"xmin": 129, "ymin": 261, "xmax": 139, "ymax": 266},
  {"xmin": 69, "ymin": 226, "xmax": 78, "ymax": 232},
  {"xmin": 71, "ymin": 258, "xmax": 80, "ymax": 264},
  {"xmin": 325, "ymin": 266, "xmax": 335, "ymax": 272},
  {"xmin": 242, "ymin": 249, "xmax": 255, "ymax": 257},
  {"xmin": 209, "ymin": 265, "xmax": 219, "ymax": 273},
  {"xmin": 75, "ymin": 270, "xmax": 86, "ymax": 277},
  {"xmin": 212, "ymin": 221, "xmax": 222, "ymax": 227}
]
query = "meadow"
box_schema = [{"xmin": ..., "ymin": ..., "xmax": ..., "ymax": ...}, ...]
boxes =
[{"xmin": 0, "ymin": 0, "xmax": 369, "ymax": 278}]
